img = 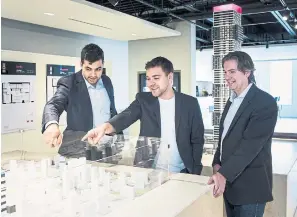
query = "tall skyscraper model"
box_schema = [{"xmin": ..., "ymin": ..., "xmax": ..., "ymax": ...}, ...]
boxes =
[{"xmin": 211, "ymin": 4, "xmax": 244, "ymax": 146}]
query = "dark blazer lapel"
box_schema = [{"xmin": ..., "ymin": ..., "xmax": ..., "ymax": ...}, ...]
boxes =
[
  {"xmin": 75, "ymin": 71, "xmax": 93, "ymax": 122},
  {"xmin": 224, "ymin": 84, "xmax": 257, "ymax": 139},
  {"xmin": 152, "ymin": 97, "xmax": 161, "ymax": 128},
  {"xmin": 101, "ymin": 75, "xmax": 115, "ymax": 117},
  {"xmin": 101, "ymin": 75, "xmax": 112, "ymax": 102},
  {"xmin": 221, "ymin": 100, "xmax": 232, "ymax": 124},
  {"xmin": 219, "ymin": 100, "xmax": 232, "ymax": 135},
  {"xmin": 175, "ymin": 92, "xmax": 182, "ymax": 133}
]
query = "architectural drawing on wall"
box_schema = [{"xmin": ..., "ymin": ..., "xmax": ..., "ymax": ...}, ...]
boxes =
[
  {"xmin": 2, "ymin": 82, "xmax": 33, "ymax": 104},
  {"xmin": 1, "ymin": 61, "xmax": 36, "ymax": 134},
  {"xmin": 46, "ymin": 64, "xmax": 75, "ymax": 126},
  {"xmin": 50, "ymin": 77, "xmax": 59, "ymax": 100}
]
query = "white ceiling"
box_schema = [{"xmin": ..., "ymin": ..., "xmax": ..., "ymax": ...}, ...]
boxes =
[{"xmin": 1, "ymin": 0, "xmax": 181, "ymax": 41}]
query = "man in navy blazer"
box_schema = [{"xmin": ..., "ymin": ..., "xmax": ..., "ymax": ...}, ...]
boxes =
[
  {"xmin": 208, "ymin": 51, "xmax": 278, "ymax": 217},
  {"xmin": 42, "ymin": 43, "xmax": 120, "ymax": 157}
]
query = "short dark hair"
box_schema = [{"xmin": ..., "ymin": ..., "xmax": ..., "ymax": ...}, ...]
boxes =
[
  {"xmin": 145, "ymin": 57, "xmax": 174, "ymax": 75},
  {"xmin": 81, "ymin": 43, "xmax": 104, "ymax": 64},
  {"xmin": 222, "ymin": 51, "xmax": 256, "ymax": 84}
]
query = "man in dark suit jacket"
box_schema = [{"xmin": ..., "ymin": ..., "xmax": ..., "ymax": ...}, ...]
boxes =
[
  {"xmin": 83, "ymin": 57, "xmax": 205, "ymax": 174},
  {"xmin": 42, "ymin": 43, "xmax": 119, "ymax": 157},
  {"xmin": 208, "ymin": 51, "xmax": 278, "ymax": 217}
]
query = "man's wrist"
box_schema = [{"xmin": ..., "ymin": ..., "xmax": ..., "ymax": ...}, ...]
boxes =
[
  {"xmin": 213, "ymin": 164, "xmax": 221, "ymax": 169},
  {"xmin": 217, "ymin": 172, "xmax": 226, "ymax": 180},
  {"xmin": 217, "ymin": 167, "xmax": 229, "ymax": 182},
  {"xmin": 105, "ymin": 122, "xmax": 115, "ymax": 134},
  {"xmin": 45, "ymin": 121, "xmax": 59, "ymax": 130},
  {"xmin": 213, "ymin": 164, "xmax": 221, "ymax": 174}
]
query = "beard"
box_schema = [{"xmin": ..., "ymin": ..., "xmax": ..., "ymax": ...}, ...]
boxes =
[
  {"xmin": 151, "ymin": 87, "xmax": 162, "ymax": 97},
  {"xmin": 87, "ymin": 77, "xmax": 99, "ymax": 85},
  {"xmin": 150, "ymin": 84, "xmax": 170, "ymax": 98}
]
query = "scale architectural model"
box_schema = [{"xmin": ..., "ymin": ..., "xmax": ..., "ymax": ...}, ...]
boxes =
[
  {"xmin": 211, "ymin": 4, "xmax": 244, "ymax": 146},
  {"xmin": 1, "ymin": 136, "xmax": 171, "ymax": 217}
]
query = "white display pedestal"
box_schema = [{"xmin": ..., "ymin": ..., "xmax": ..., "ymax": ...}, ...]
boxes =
[
  {"xmin": 264, "ymin": 141, "xmax": 297, "ymax": 217},
  {"xmin": 105, "ymin": 173, "xmax": 223, "ymax": 217}
]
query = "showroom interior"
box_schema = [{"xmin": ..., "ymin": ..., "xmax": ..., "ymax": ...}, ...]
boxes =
[{"xmin": 1, "ymin": 0, "xmax": 297, "ymax": 216}]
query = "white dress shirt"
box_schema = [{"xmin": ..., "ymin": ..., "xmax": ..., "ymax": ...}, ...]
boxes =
[{"xmin": 220, "ymin": 83, "xmax": 253, "ymax": 160}]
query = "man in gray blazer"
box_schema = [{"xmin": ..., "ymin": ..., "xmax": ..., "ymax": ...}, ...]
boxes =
[
  {"xmin": 208, "ymin": 51, "xmax": 277, "ymax": 217},
  {"xmin": 42, "ymin": 43, "xmax": 119, "ymax": 157}
]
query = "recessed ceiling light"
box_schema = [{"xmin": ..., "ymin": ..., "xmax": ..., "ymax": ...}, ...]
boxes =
[
  {"xmin": 132, "ymin": 33, "xmax": 136, "ymax": 36},
  {"xmin": 44, "ymin": 12, "xmax": 55, "ymax": 16},
  {"xmin": 282, "ymin": 15, "xmax": 288, "ymax": 21}
]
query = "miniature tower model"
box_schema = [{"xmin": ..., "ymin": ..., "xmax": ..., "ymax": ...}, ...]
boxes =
[
  {"xmin": 211, "ymin": 4, "xmax": 243, "ymax": 146},
  {"xmin": 1, "ymin": 171, "xmax": 7, "ymax": 214}
]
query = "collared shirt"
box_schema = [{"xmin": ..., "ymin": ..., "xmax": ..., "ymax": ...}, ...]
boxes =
[
  {"xmin": 220, "ymin": 83, "xmax": 253, "ymax": 160},
  {"xmin": 45, "ymin": 77, "xmax": 111, "ymax": 129},
  {"xmin": 83, "ymin": 77, "xmax": 111, "ymax": 128}
]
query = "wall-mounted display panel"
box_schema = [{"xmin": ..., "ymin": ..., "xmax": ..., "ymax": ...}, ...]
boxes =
[
  {"xmin": 1, "ymin": 61, "xmax": 36, "ymax": 134},
  {"xmin": 46, "ymin": 64, "xmax": 75, "ymax": 126}
]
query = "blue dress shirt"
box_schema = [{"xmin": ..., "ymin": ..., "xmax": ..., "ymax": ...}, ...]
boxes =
[{"xmin": 83, "ymin": 77, "xmax": 111, "ymax": 128}]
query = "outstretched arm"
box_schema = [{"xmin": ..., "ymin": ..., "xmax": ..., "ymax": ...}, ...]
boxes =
[{"xmin": 108, "ymin": 93, "xmax": 142, "ymax": 133}]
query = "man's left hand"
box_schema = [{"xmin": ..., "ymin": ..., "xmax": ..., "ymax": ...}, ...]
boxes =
[{"xmin": 207, "ymin": 172, "xmax": 226, "ymax": 198}]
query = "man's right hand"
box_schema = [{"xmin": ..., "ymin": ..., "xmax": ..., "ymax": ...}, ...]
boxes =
[
  {"xmin": 43, "ymin": 124, "xmax": 62, "ymax": 147},
  {"xmin": 81, "ymin": 123, "xmax": 115, "ymax": 145}
]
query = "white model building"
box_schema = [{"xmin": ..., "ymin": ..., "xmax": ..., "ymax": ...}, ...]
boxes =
[{"xmin": 2, "ymin": 152, "xmax": 168, "ymax": 217}]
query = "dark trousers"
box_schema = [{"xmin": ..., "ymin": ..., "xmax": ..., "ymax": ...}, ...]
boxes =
[{"xmin": 224, "ymin": 196, "xmax": 266, "ymax": 217}]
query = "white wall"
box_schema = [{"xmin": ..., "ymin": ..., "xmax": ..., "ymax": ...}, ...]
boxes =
[
  {"xmin": 128, "ymin": 21, "xmax": 196, "ymax": 136},
  {"xmin": 1, "ymin": 51, "xmax": 79, "ymax": 153},
  {"xmin": 1, "ymin": 18, "xmax": 129, "ymax": 112},
  {"xmin": 196, "ymin": 44, "xmax": 297, "ymax": 82},
  {"xmin": 1, "ymin": 19, "xmax": 130, "ymax": 153},
  {"xmin": 239, "ymin": 44, "xmax": 297, "ymax": 61},
  {"xmin": 196, "ymin": 50, "xmax": 213, "ymax": 82}
]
